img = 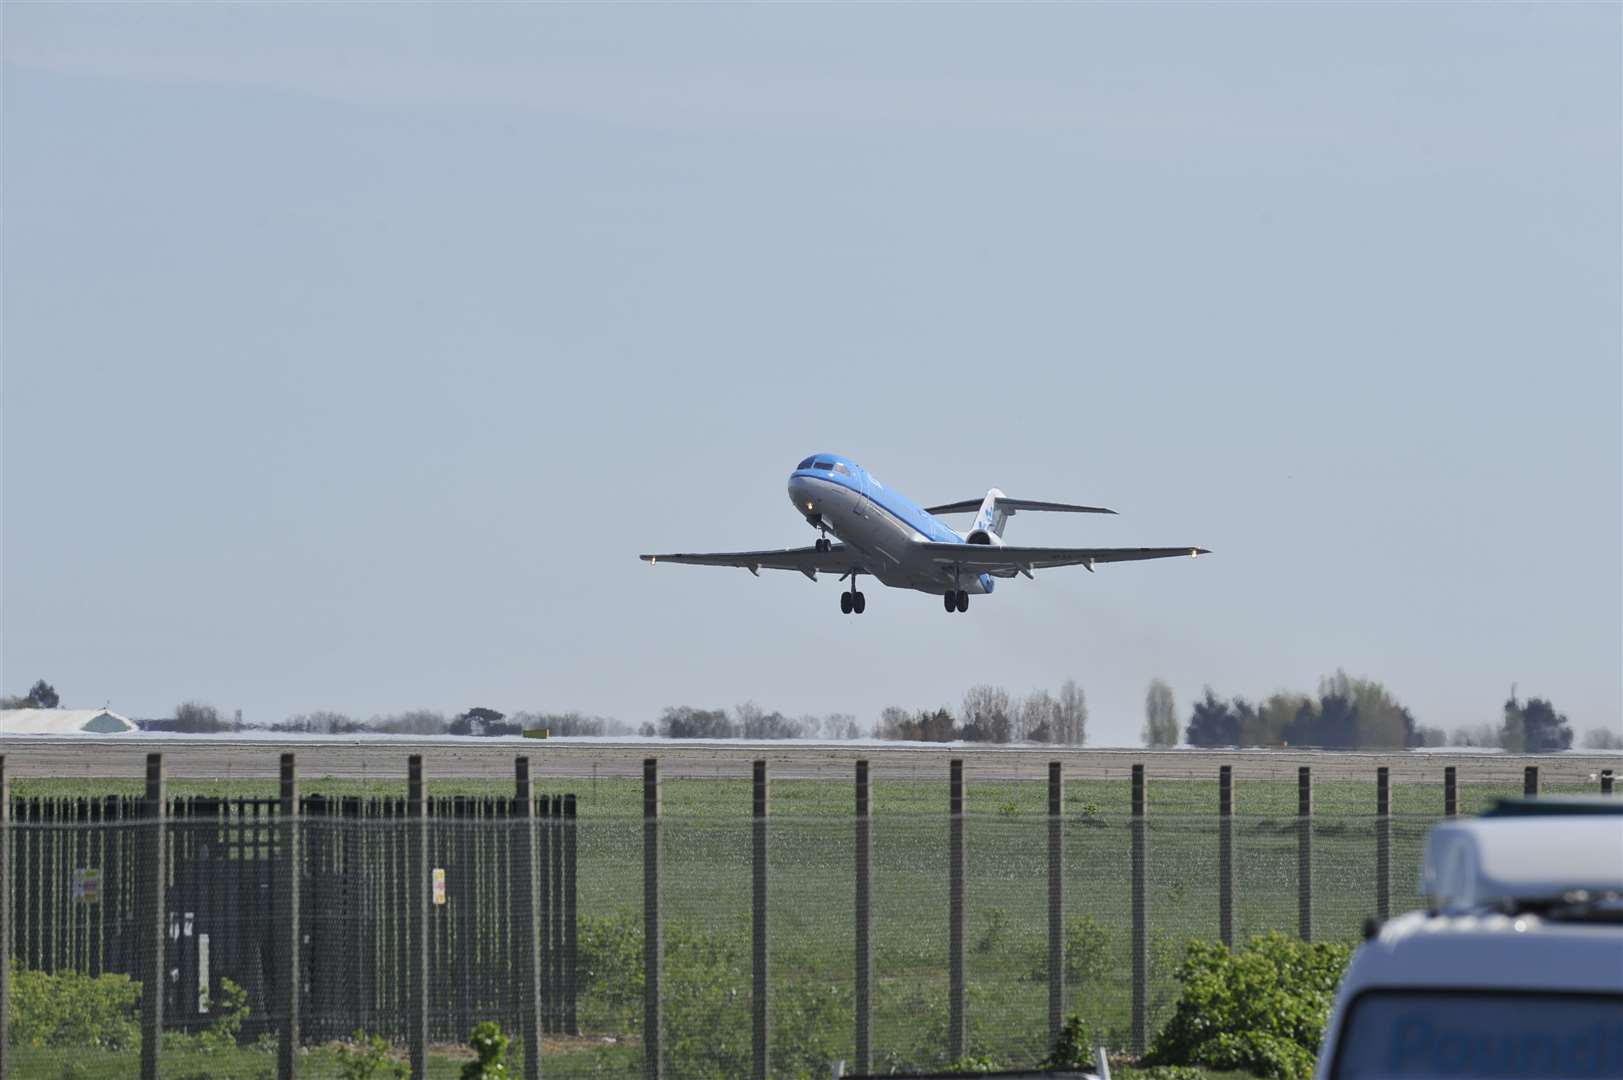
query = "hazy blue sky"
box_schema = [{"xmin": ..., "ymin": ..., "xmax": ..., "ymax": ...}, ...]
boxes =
[{"xmin": 4, "ymin": 3, "xmax": 1619, "ymax": 744}]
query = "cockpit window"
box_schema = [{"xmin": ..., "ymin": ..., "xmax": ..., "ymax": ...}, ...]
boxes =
[
  {"xmin": 797, "ymin": 457, "xmax": 816, "ymax": 470},
  {"xmin": 812, "ymin": 461, "xmax": 834, "ymax": 470},
  {"xmin": 832, "ymin": 463, "xmax": 852, "ymax": 476}
]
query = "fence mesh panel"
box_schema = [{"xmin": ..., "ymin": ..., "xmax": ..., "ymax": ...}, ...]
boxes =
[{"xmin": 6, "ymin": 775, "xmax": 1609, "ymax": 1080}]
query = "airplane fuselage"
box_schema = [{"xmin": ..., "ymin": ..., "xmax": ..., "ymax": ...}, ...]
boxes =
[{"xmin": 786, "ymin": 456, "xmax": 995, "ymax": 596}]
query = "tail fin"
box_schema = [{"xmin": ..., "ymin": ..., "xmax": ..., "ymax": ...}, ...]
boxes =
[{"xmin": 972, "ymin": 488, "xmax": 1010, "ymax": 538}]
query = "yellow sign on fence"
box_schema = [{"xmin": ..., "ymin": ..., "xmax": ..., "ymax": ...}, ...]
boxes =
[
  {"xmin": 73, "ymin": 868, "xmax": 99, "ymax": 903},
  {"xmin": 432, "ymin": 867, "xmax": 446, "ymax": 905}
]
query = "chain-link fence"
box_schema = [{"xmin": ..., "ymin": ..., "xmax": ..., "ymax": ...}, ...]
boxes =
[{"xmin": 2, "ymin": 754, "xmax": 1614, "ymax": 1079}]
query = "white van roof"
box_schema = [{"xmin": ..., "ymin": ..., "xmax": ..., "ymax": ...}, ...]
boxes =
[{"xmin": 1421, "ymin": 817, "xmax": 1623, "ymax": 912}]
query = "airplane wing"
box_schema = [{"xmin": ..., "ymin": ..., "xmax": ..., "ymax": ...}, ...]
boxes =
[
  {"xmin": 924, "ymin": 498, "xmax": 1117, "ymax": 515},
  {"xmin": 640, "ymin": 544, "xmax": 863, "ymax": 579},
  {"xmin": 914, "ymin": 542, "xmax": 1210, "ymax": 573}
]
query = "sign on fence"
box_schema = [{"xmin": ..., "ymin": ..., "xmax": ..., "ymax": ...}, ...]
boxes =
[
  {"xmin": 72, "ymin": 867, "xmax": 99, "ymax": 903},
  {"xmin": 432, "ymin": 867, "xmax": 446, "ymax": 906}
]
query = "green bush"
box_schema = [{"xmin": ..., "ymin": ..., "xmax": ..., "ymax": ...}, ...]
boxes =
[
  {"xmin": 1043, "ymin": 1013, "xmax": 1094, "ymax": 1071},
  {"xmin": 1146, "ymin": 932, "xmax": 1351, "ymax": 1079},
  {"xmin": 1029, "ymin": 913, "xmax": 1113, "ymax": 985},
  {"xmin": 8, "ymin": 964, "xmax": 141, "ymax": 1051},
  {"xmin": 336, "ymin": 1030, "xmax": 410, "ymax": 1080},
  {"xmin": 461, "ymin": 1021, "xmax": 512, "ymax": 1079}
]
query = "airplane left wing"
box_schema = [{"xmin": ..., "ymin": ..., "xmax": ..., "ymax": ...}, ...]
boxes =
[
  {"xmin": 640, "ymin": 544, "xmax": 863, "ymax": 579},
  {"xmin": 914, "ymin": 543, "xmax": 1210, "ymax": 573}
]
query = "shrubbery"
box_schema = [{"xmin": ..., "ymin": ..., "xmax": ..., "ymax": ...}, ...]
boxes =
[
  {"xmin": 1146, "ymin": 932, "xmax": 1351, "ymax": 1079},
  {"xmin": 7, "ymin": 964, "xmax": 141, "ymax": 1051}
]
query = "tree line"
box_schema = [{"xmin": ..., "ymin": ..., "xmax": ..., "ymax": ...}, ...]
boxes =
[
  {"xmin": 1148, "ymin": 671, "xmax": 1616, "ymax": 751},
  {"xmin": 7, "ymin": 674, "xmax": 1620, "ymax": 751}
]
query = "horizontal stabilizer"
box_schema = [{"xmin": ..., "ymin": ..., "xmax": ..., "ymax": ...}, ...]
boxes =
[{"xmin": 925, "ymin": 497, "xmax": 1117, "ymax": 516}]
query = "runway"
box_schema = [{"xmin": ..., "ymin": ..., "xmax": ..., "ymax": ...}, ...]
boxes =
[{"xmin": 2, "ymin": 734, "xmax": 1615, "ymax": 786}]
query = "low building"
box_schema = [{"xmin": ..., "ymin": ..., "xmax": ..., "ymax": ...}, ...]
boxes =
[{"xmin": 0, "ymin": 708, "xmax": 138, "ymax": 735}]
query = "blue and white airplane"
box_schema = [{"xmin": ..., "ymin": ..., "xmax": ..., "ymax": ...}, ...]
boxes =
[{"xmin": 641, "ymin": 454, "xmax": 1209, "ymax": 615}]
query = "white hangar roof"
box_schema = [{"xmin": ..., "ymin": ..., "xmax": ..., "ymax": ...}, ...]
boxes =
[{"xmin": 0, "ymin": 708, "xmax": 138, "ymax": 735}]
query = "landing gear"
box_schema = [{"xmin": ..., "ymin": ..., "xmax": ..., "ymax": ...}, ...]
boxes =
[
  {"xmin": 956, "ymin": 589, "xmax": 969, "ymax": 612},
  {"xmin": 815, "ymin": 537, "xmax": 831, "ymax": 553},
  {"xmin": 841, "ymin": 573, "xmax": 866, "ymax": 615},
  {"xmin": 944, "ymin": 589, "xmax": 969, "ymax": 613}
]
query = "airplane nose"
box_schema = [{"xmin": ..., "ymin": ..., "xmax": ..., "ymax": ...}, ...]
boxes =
[{"xmin": 788, "ymin": 474, "xmax": 817, "ymax": 514}]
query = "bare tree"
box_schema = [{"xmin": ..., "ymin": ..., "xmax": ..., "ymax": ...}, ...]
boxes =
[
  {"xmin": 1581, "ymin": 727, "xmax": 1623, "ymax": 750},
  {"xmin": 1450, "ymin": 722, "xmax": 1502, "ymax": 748},
  {"xmin": 821, "ymin": 713, "xmax": 861, "ymax": 739},
  {"xmin": 1143, "ymin": 679, "xmax": 1178, "ymax": 747},
  {"xmin": 373, "ymin": 709, "xmax": 449, "ymax": 735},
  {"xmin": 1019, "ymin": 691, "xmax": 1061, "ymax": 743},
  {"xmin": 174, "ymin": 701, "xmax": 225, "ymax": 733},
  {"xmin": 961, "ymin": 685, "xmax": 1013, "ymax": 743},
  {"xmin": 1056, "ymin": 680, "xmax": 1088, "ymax": 745}
]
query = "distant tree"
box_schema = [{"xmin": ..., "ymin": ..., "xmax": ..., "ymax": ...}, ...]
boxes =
[
  {"xmin": 876, "ymin": 706, "xmax": 957, "ymax": 742},
  {"xmin": 25, "ymin": 680, "xmax": 60, "ymax": 708},
  {"xmin": 735, "ymin": 702, "xmax": 804, "ymax": 739},
  {"xmin": 639, "ymin": 721, "xmax": 657, "ymax": 737},
  {"xmin": 1581, "ymin": 727, "xmax": 1623, "ymax": 751},
  {"xmin": 1249, "ymin": 693, "xmax": 1306, "ymax": 746},
  {"xmin": 961, "ymin": 685, "xmax": 1013, "ymax": 743},
  {"xmin": 1282, "ymin": 672, "xmax": 1416, "ymax": 749},
  {"xmin": 1413, "ymin": 725, "xmax": 1447, "ymax": 747},
  {"xmin": 1185, "ymin": 688, "xmax": 1242, "ymax": 747},
  {"xmin": 373, "ymin": 709, "xmax": 449, "ymax": 735},
  {"xmin": 1056, "ymin": 680, "xmax": 1088, "ymax": 746},
  {"xmin": 1020, "ymin": 692, "xmax": 1061, "ymax": 744},
  {"xmin": 1450, "ymin": 722, "xmax": 1502, "ymax": 748},
  {"xmin": 174, "ymin": 701, "xmax": 225, "ymax": 733},
  {"xmin": 820, "ymin": 713, "xmax": 861, "ymax": 739},
  {"xmin": 1502, "ymin": 695, "xmax": 1571, "ymax": 753},
  {"xmin": 275, "ymin": 711, "xmax": 364, "ymax": 734},
  {"xmin": 448, "ymin": 706, "xmax": 514, "ymax": 736},
  {"xmin": 1143, "ymin": 680, "xmax": 1179, "ymax": 747},
  {"xmin": 658, "ymin": 706, "xmax": 737, "ymax": 739}
]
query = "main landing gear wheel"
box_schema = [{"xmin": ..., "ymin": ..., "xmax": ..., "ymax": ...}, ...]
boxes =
[
  {"xmin": 956, "ymin": 590, "xmax": 969, "ymax": 612},
  {"xmin": 853, "ymin": 591, "xmax": 866, "ymax": 614},
  {"xmin": 815, "ymin": 537, "xmax": 831, "ymax": 553},
  {"xmin": 944, "ymin": 591, "xmax": 956, "ymax": 613},
  {"xmin": 841, "ymin": 592, "xmax": 853, "ymax": 615}
]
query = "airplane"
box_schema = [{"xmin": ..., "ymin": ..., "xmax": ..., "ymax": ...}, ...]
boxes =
[{"xmin": 640, "ymin": 453, "xmax": 1210, "ymax": 615}]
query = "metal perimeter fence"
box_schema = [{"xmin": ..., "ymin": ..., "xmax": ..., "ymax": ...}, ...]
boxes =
[{"xmin": 0, "ymin": 753, "xmax": 1615, "ymax": 1080}]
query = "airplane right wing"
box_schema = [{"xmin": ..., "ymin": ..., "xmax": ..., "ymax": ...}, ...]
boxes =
[{"xmin": 913, "ymin": 543, "xmax": 1210, "ymax": 573}]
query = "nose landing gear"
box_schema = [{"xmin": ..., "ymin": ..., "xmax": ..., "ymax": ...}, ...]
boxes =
[{"xmin": 943, "ymin": 589, "xmax": 969, "ymax": 613}]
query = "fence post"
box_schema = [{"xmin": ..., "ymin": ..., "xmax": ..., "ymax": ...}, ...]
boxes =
[
  {"xmin": 643, "ymin": 759, "xmax": 664, "ymax": 1080},
  {"xmin": 1444, "ymin": 767, "xmax": 1457, "ymax": 817},
  {"xmin": 1131, "ymin": 763, "xmax": 1148, "ymax": 1056},
  {"xmin": 752, "ymin": 761, "xmax": 770, "ymax": 1080},
  {"xmin": 1297, "ymin": 767, "xmax": 1313, "ymax": 942},
  {"xmin": 564, "ymin": 794, "xmax": 578, "ymax": 1036},
  {"xmin": 141, "ymin": 753, "xmax": 166, "ymax": 1080},
  {"xmin": 514, "ymin": 759, "xmax": 543, "ymax": 1080},
  {"xmin": 1218, "ymin": 765, "xmax": 1234, "ymax": 948},
  {"xmin": 854, "ymin": 760, "xmax": 872, "ymax": 1075},
  {"xmin": 1, "ymin": 755, "xmax": 9, "ymax": 1080},
  {"xmin": 1603, "ymin": 770, "xmax": 1615, "ymax": 796},
  {"xmin": 407, "ymin": 757, "xmax": 428, "ymax": 1080},
  {"xmin": 1524, "ymin": 766, "xmax": 1539, "ymax": 798},
  {"xmin": 1375, "ymin": 767, "xmax": 1391, "ymax": 923},
  {"xmin": 1047, "ymin": 761, "xmax": 1064, "ymax": 1046},
  {"xmin": 278, "ymin": 754, "xmax": 300, "ymax": 1080},
  {"xmin": 949, "ymin": 758, "xmax": 967, "ymax": 1061}
]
